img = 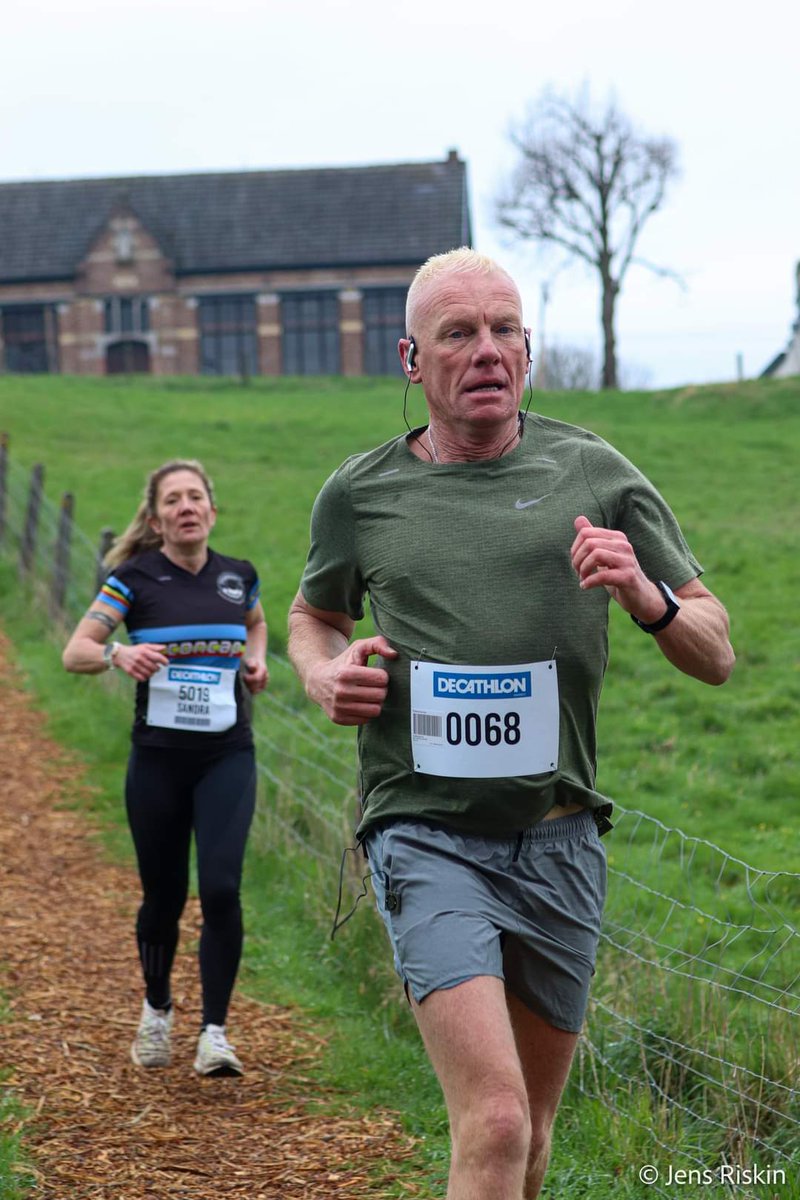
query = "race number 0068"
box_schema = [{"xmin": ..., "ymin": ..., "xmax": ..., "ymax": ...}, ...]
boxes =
[{"xmin": 445, "ymin": 711, "xmax": 521, "ymax": 747}]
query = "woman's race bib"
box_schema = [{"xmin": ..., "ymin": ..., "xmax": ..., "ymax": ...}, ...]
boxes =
[
  {"xmin": 410, "ymin": 659, "xmax": 559, "ymax": 778},
  {"xmin": 146, "ymin": 664, "xmax": 237, "ymax": 732}
]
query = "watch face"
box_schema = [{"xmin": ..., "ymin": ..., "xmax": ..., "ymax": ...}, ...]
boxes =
[{"xmin": 660, "ymin": 581, "xmax": 680, "ymax": 606}]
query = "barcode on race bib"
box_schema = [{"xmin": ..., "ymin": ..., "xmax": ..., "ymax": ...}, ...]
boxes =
[{"xmin": 413, "ymin": 712, "xmax": 443, "ymax": 740}]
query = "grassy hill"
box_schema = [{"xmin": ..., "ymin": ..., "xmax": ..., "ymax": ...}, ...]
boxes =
[{"xmin": 1, "ymin": 373, "xmax": 798, "ymax": 1198}]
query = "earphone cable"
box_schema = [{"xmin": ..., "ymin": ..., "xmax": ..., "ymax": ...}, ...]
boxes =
[{"xmin": 402, "ymin": 374, "xmax": 434, "ymax": 462}]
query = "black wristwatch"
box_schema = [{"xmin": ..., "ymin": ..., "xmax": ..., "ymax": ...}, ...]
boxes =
[{"xmin": 631, "ymin": 581, "xmax": 681, "ymax": 634}]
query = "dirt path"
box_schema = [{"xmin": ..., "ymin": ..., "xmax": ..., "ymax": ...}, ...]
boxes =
[{"xmin": 0, "ymin": 630, "xmax": 419, "ymax": 1199}]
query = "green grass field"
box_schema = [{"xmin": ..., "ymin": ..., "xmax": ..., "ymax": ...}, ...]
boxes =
[{"xmin": 1, "ymin": 373, "xmax": 798, "ymax": 1198}]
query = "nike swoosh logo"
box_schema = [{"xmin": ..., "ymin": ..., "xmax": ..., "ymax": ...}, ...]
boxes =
[{"xmin": 515, "ymin": 495, "xmax": 551, "ymax": 509}]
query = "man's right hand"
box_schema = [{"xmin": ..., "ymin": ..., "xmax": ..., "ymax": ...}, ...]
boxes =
[{"xmin": 306, "ymin": 636, "xmax": 398, "ymax": 725}]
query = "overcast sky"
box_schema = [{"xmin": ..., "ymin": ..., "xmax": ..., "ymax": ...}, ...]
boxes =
[{"xmin": 3, "ymin": 0, "xmax": 798, "ymax": 388}]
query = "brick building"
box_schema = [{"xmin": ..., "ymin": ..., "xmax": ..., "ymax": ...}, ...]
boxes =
[{"xmin": 0, "ymin": 153, "xmax": 471, "ymax": 377}]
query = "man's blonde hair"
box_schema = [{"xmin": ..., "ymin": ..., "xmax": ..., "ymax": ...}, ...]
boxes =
[{"xmin": 405, "ymin": 247, "xmax": 515, "ymax": 332}]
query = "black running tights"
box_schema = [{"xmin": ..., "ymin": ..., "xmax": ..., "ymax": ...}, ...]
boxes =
[{"xmin": 125, "ymin": 744, "xmax": 256, "ymax": 1027}]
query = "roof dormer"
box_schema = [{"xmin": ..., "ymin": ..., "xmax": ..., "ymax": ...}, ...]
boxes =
[{"xmin": 75, "ymin": 203, "xmax": 175, "ymax": 296}]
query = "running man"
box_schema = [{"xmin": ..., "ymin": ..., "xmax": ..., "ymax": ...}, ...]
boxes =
[{"xmin": 287, "ymin": 249, "xmax": 734, "ymax": 1198}]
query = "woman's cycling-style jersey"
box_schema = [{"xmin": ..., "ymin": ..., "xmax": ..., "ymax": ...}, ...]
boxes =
[{"xmin": 97, "ymin": 548, "xmax": 260, "ymax": 750}]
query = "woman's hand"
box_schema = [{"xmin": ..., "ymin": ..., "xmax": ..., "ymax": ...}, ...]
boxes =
[
  {"xmin": 115, "ymin": 643, "xmax": 169, "ymax": 682},
  {"xmin": 241, "ymin": 658, "xmax": 269, "ymax": 695}
]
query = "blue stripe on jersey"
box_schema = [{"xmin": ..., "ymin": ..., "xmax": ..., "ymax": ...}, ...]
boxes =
[
  {"xmin": 246, "ymin": 580, "xmax": 261, "ymax": 611},
  {"xmin": 107, "ymin": 574, "xmax": 134, "ymax": 600},
  {"xmin": 97, "ymin": 591, "xmax": 129, "ymax": 615},
  {"xmin": 95, "ymin": 573, "xmax": 135, "ymax": 613},
  {"xmin": 129, "ymin": 623, "xmax": 246, "ymax": 642}
]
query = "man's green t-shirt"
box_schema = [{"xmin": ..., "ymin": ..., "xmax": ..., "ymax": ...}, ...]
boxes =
[{"xmin": 300, "ymin": 415, "xmax": 701, "ymax": 839}]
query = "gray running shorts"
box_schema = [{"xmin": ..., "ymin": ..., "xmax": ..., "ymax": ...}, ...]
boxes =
[{"xmin": 364, "ymin": 810, "xmax": 606, "ymax": 1033}]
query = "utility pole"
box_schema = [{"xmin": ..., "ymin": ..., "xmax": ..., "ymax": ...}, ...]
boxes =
[{"xmin": 534, "ymin": 281, "xmax": 550, "ymax": 388}]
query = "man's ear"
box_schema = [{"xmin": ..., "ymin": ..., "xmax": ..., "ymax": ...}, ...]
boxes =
[{"xmin": 398, "ymin": 337, "xmax": 419, "ymax": 379}]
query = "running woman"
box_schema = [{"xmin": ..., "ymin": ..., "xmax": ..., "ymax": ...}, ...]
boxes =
[{"xmin": 63, "ymin": 459, "xmax": 268, "ymax": 1077}]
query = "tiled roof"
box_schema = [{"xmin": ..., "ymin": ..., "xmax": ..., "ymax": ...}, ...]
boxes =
[{"xmin": 0, "ymin": 155, "xmax": 471, "ymax": 283}]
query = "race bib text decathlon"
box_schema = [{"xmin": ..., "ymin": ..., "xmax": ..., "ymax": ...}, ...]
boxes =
[
  {"xmin": 146, "ymin": 664, "xmax": 237, "ymax": 732},
  {"xmin": 410, "ymin": 659, "xmax": 559, "ymax": 778}
]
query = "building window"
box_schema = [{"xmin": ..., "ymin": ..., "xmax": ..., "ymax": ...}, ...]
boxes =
[
  {"xmin": 1, "ymin": 305, "xmax": 51, "ymax": 373},
  {"xmin": 114, "ymin": 228, "xmax": 134, "ymax": 264},
  {"xmin": 198, "ymin": 296, "xmax": 258, "ymax": 376},
  {"xmin": 104, "ymin": 296, "xmax": 150, "ymax": 335},
  {"xmin": 281, "ymin": 292, "xmax": 340, "ymax": 375},
  {"xmin": 363, "ymin": 288, "xmax": 407, "ymax": 375}
]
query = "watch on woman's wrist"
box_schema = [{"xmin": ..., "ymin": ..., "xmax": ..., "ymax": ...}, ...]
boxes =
[{"xmin": 103, "ymin": 641, "xmax": 121, "ymax": 670}]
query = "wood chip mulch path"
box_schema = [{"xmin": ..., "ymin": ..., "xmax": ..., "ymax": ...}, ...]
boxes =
[{"xmin": 0, "ymin": 629, "xmax": 422, "ymax": 1198}]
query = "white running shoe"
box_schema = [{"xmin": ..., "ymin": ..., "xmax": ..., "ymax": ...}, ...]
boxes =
[
  {"xmin": 131, "ymin": 999, "xmax": 173, "ymax": 1068},
  {"xmin": 193, "ymin": 1024, "xmax": 243, "ymax": 1076}
]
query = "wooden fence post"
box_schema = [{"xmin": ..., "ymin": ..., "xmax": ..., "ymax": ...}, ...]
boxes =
[
  {"xmin": 96, "ymin": 527, "xmax": 115, "ymax": 592},
  {"xmin": 20, "ymin": 463, "xmax": 44, "ymax": 575},
  {"xmin": 0, "ymin": 432, "xmax": 8, "ymax": 545},
  {"xmin": 51, "ymin": 491, "xmax": 74, "ymax": 618}
]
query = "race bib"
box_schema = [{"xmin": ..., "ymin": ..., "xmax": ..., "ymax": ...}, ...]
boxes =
[
  {"xmin": 410, "ymin": 659, "xmax": 559, "ymax": 779},
  {"xmin": 146, "ymin": 664, "xmax": 237, "ymax": 732}
]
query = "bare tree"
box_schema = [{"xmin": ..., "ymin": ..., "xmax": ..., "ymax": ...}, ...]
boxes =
[
  {"xmin": 538, "ymin": 343, "xmax": 598, "ymax": 390},
  {"xmin": 496, "ymin": 88, "xmax": 680, "ymax": 388},
  {"xmin": 535, "ymin": 342, "xmax": 655, "ymax": 391}
]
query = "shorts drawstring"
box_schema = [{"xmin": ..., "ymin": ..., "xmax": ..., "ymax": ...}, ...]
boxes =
[{"xmin": 330, "ymin": 845, "xmax": 374, "ymax": 940}]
